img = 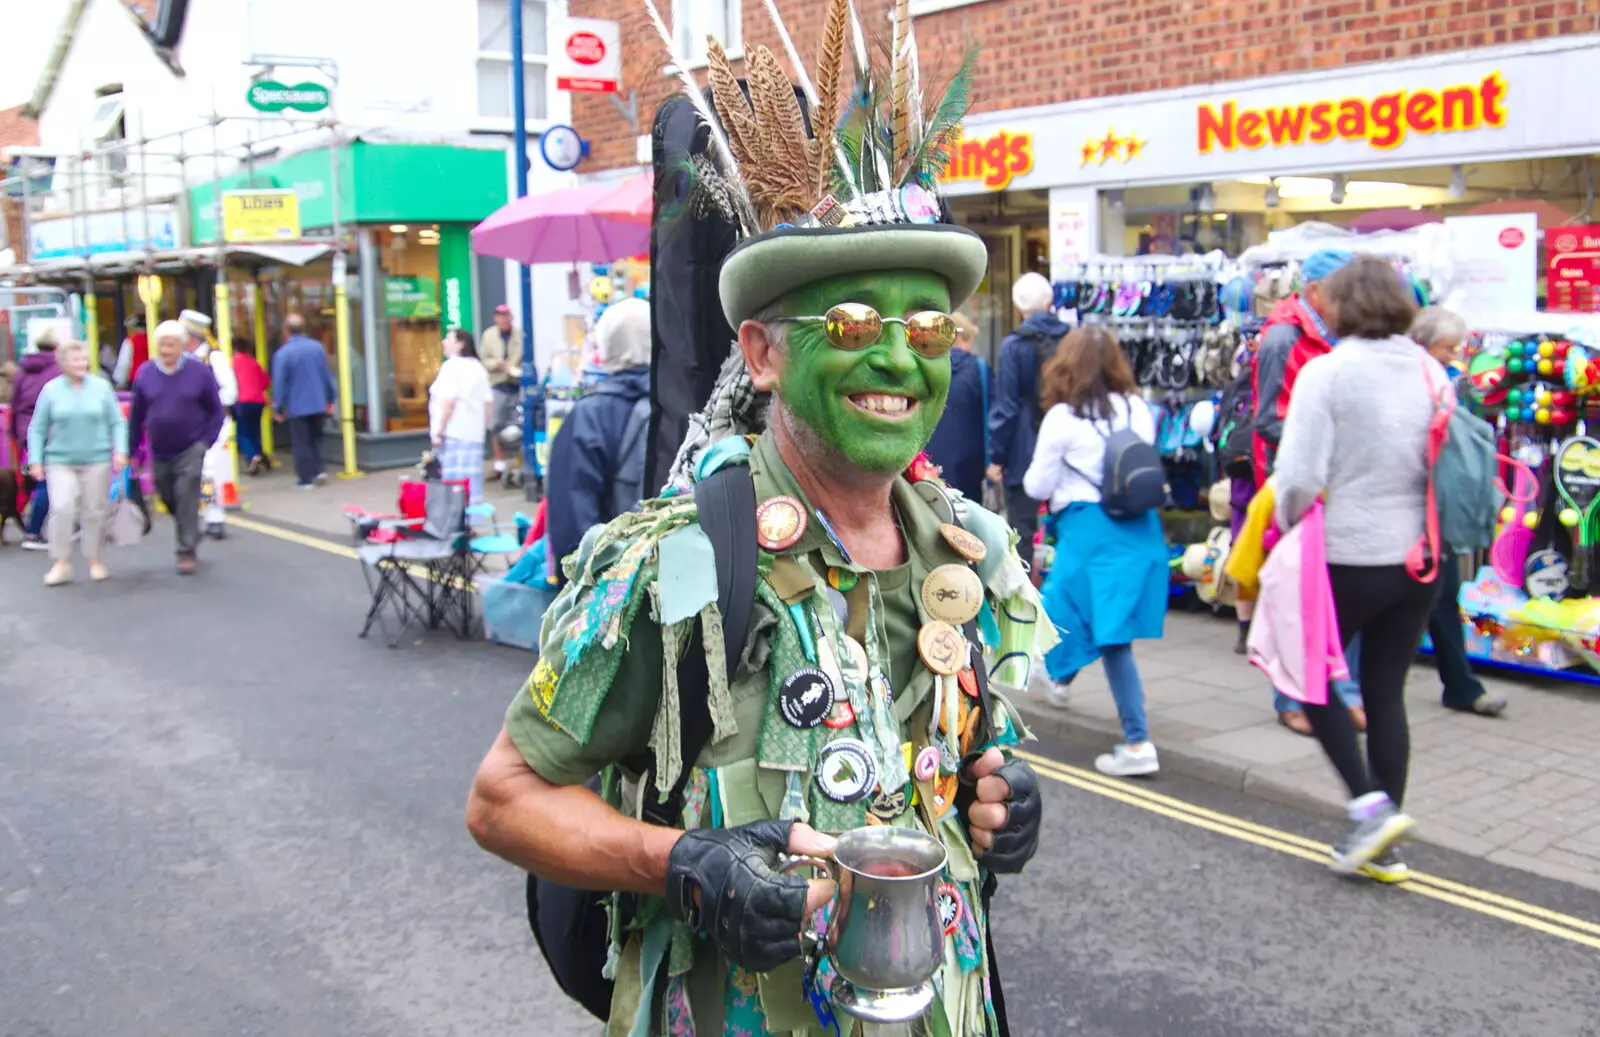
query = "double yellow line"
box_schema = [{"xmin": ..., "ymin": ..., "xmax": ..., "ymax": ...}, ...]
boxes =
[{"xmin": 1015, "ymin": 748, "xmax": 1600, "ymax": 953}]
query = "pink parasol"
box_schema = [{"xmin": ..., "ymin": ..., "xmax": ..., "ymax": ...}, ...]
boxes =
[
  {"xmin": 471, "ymin": 183, "xmax": 650, "ymax": 265},
  {"xmin": 1346, "ymin": 207, "xmax": 1443, "ymax": 233},
  {"xmin": 590, "ymin": 175, "xmax": 652, "ymax": 225}
]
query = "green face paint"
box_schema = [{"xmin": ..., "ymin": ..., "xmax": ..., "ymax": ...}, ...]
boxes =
[{"xmin": 774, "ymin": 270, "xmax": 953, "ymax": 473}]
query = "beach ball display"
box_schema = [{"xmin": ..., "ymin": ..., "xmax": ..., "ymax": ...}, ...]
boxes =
[
  {"xmin": 1468, "ymin": 348, "xmax": 1510, "ymax": 405},
  {"xmin": 1566, "ymin": 344, "xmax": 1599, "ymax": 394}
]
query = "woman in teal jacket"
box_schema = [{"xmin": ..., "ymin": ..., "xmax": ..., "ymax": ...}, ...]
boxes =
[{"xmin": 26, "ymin": 341, "xmax": 128, "ymax": 586}]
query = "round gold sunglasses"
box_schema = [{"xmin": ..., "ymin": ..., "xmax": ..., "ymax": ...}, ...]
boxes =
[{"xmin": 769, "ymin": 302, "xmax": 959, "ymax": 357}]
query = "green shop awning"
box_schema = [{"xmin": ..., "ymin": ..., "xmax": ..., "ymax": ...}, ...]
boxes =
[{"xmin": 188, "ymin": 141, "xmax": 509, "ymax": 244}]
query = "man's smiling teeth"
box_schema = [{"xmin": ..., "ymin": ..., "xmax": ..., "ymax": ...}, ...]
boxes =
[{"xmin": 850, "ymin": 393, "xmax": 913, "ymax": 415}]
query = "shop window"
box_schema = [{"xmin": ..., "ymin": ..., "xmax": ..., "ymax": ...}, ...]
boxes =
[
  {"xmin": 476, "ymin": 0, "xmax": 549, "ymax": 122},
  {"xmin": 672, "ymin": 0, "xmax": 741, "ymax": 64},
  {"xmin": 378, "ymin": 225, "xmax": 446, "ymax": 432}
]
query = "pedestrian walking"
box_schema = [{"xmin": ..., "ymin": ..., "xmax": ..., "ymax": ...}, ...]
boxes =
[
  {"xmin": 111, "ymin": 315, "xmax": 149, "ymax": 388},
  {"xmin": 924, "ymin": 312, "xmax": 988, "ymax": 501},
  {"xmin": 128, "ymin": 320, "xmax": 225, "ymax": 575},
  {"xmin": 25, "ymin": 341, "xmax": 128, "ymax": 585},
  {"xmin": 1274, "ymin": 254, "xmax": 1444, "ymax": 878},
  {"xmin": 1410, "ymin": 305, "xmax": 1508, "ymax": 717},
  {"xmin": 545, "ymin": 298, "xmax": 652, "ymax": 573},
  {"xmin": 232, "ymin": 344, "xmax": 271, "ymax": 474},
  {"xmin": 479, "ymin": 303, "xmax": 524, "ymax": 483},
  {"xmin": 178, "ymin": 310, "xmax": 237, "ymax": 539},
  {"xmin": 988, "ymin": 272, "xmax": 1070, "ymax": 570},
  {"xmin": 429, "ymin": 328, "xmax": 492, "ymax": 505},
  {"xmin": 270, "ymin": 314, "xmax": 337, "ymax": 489},
  {"xmin": 9, "ymin": 329, "xmax": 62, "ymax": 550},
  {"xmin": 1025, "ymin": 326, "xmax": 1167, "ymax": 777},
  {"xmin": 1253, "ymin": 248, "xmax": 1361, "ymax": 734}
]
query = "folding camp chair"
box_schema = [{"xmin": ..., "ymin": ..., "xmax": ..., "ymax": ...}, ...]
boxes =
[{"xmin": 353, "ymin": 481, "xmax": 476, "ymax": 646}]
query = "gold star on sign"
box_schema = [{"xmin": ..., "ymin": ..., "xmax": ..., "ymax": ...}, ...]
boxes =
[
  {"xmin": 1098, "ymin": 129, "xmax": 1122, "ymax": 164},
  {"xmin": 1122, "ymin": 134, "xmax": 1146, "ymax": 162},
  {"xmin": 1080, "ymin": 139, "xmax": 1099, "ymax": 167}
]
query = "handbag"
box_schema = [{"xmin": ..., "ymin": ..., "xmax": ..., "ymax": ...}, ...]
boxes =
[{"xmin": 107, "ymin": 469, "xmax": 146, "ymax": 547}]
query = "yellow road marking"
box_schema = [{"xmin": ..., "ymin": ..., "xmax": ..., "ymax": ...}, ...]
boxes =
[
  {"xmin": 1016, "ymin": 750, "xmax": 1600, "ymax": 951},
  {"xmin": 227, "ymin": 517, "xmax": 1600, "ymax": 950}
]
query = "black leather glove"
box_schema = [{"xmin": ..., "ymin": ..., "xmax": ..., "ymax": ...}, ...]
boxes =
[
  {"xmin": 957, "ymin": 756, "xmax": 1042, "ymax": 875},
  {"xmin": 665, "ymin": 819, "xmax": 809, "ymax": 973}
]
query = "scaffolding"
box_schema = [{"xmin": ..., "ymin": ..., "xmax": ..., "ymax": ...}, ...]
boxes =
[{"xmin": 1, "ymin": 102, "xmax": 362, "ymax": 479}]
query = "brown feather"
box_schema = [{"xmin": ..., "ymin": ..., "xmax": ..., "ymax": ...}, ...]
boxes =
[
  {"xmin": 813, "ymin": 0, "xmax": 849, "ymax": 195},
  {"xmin": 744, "ymin": 46, "xmax": 816, "ymax": 223},
  {"xmin": 890, "ymin": 0, "xmax": 911, "ymax": 178},
  {"xmin": 706, "ymin": 39, "xmax": 758, "ymax": 169}
]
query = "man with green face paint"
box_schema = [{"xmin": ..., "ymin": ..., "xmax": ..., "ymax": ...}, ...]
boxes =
[{"xmin": 468, "ymin": 4, "xmax": 1056, "ymax": 1033}]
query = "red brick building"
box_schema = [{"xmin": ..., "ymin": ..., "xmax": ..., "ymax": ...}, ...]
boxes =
[
  {"xmin": 562, "ymin": 2, "xmax": 1600, "ymax": 349},
  {"xmin": 0, "ymin": 105, "xmax": 40, "ymax": 259}
]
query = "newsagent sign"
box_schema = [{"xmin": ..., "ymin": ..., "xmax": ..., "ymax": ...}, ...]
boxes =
[{"xmin": 945, "ymin": 39, "xmax": 1600, "ymax": 195}]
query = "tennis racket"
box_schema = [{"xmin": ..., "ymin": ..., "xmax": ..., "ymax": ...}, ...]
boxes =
[{"xmin": 1554, "ymin": 436, "xmax": 1600, "ymax": 593}]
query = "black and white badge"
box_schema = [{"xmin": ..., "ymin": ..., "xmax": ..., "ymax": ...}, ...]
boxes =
[
  {"xmin": 780, "ymin": 667, "xmax": 837, "ymax": 728},
  {"xmin": 814, "ymin": 738, "xmax": 877, "ymax": 803}
]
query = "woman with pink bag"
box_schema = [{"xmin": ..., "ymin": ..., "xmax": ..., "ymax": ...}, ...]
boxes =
[{"xmin": 1273, "ymin": 255, "xmax": 1447, "ymax": 881}]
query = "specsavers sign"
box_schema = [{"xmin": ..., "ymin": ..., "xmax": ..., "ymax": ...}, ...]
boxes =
[{"xmin": 943, "ymin": 39, "xmax": 1597, "ymax": 195}]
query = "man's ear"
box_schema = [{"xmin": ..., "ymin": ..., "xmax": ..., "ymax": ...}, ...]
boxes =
[{"xmin": 738, "ymin": 320, "xmax": 783, "ymax": 393}]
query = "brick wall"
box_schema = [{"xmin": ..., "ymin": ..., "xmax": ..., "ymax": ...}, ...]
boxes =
[{"xmin": 568, "ymin": 0, "xmax": 1600, "ymax": 171}]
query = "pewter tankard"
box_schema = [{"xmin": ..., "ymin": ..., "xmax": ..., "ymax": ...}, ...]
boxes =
[{"xmin": 823, "ymin": 825, "xmax": 948, "ymax": 1023}]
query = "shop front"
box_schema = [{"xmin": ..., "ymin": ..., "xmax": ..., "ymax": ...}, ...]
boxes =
[
  {"xmin": 188, "ymin": 139, "xmax": 510, "ymax": 468},
  {"xmin": 943, "ymin": 34, "xmax": 1600, "ymax": 356}
]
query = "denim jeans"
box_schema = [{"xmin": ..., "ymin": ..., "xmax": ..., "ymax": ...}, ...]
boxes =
[
  {"xmin": 1273, "ymin": 634, "xmax": 1364, "ymax": 712},
  {"xmin": 24, "ymin": 476, "xmax": 49, "ymax": 536},
  {"xmin": 1431, "ymin": 547, "xmax": 1487, "ymax": 708},
  {"xmin": 1101, "ymin": 644, "xmax": 1149, "ymax": 744}
]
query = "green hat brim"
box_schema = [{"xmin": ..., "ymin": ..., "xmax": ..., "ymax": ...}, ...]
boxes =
[{"xmin": 719, "ymin": 224, "xmax": 991, "ymax": 328}]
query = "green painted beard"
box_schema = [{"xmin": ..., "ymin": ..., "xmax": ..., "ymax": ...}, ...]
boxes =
[{"xmin": 773, "ymin": 270, "xmax": 953, "ymax": 474}]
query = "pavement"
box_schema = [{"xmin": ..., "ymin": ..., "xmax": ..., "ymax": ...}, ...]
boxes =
[
  {"xmin": 4, "ymin": 520, "xmax": 1600, "ymax": 1037},
  {"xmin": 226, "ymin": 463, "xmax": 1600, "ymax": 897},
  {"xmin": 1011, "ymin": 607, "xmax": 1600, "ymax": 895}
]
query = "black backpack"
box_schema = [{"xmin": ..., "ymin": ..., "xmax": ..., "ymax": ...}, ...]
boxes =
[
  {"xmin": 524, "ymin": 462, "xmax": 758, "ymax": 1021},
  {"xmin": 609, "ymin": 393, "xmax": 652, "ymax": 518},
  {"xmin": 1211, "ymin": 358, "xmax": 1256, "ymax": 480},
  {"xmin": 1068, "ymin": 412, "xmax": 1167, "ymax": 518}
]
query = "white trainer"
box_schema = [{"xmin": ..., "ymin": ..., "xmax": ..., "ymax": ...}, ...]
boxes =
[{"xmin": 1094, "ymin": 742, "xmax": 1160, "ymax": 777}]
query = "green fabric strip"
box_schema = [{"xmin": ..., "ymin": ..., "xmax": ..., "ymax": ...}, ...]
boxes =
[{"xmin": 699, "ymin": 603, "xmax": 739, "ymax": 746}]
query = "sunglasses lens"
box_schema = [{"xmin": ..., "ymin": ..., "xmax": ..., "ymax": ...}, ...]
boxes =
[
  {"xmin": 906, "ymin": 312, "xmax": 958, "ymax": 355},
  {"xmin": 824, "ymin": 303, "xmax": 883, "ymax": 350}
]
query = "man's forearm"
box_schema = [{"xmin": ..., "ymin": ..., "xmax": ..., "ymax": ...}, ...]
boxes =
[{"xmin": 467, "ymin": 728, "xmax": 680, "ymax": 895}]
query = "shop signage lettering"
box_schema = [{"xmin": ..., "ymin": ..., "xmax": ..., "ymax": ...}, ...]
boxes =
[
  {"xmin": 1548, "ymin": 225, "xmax": 1600, "ymax": 313},
  {"xmin": 1197, "ymin": 73, "xmax": 1506, "ymax": 154},
  {"xmin": 444, "ymin": 277, "xmax": 464, "ymax": 330},
  {"xmin": 247, "ymin": 80, "xmax": 332, "ymax": 113},
  {"xmin": 944, "ymin": 131, "xmax": 1033, "ymax": 191},
  {"xmin": 222, "ymin": 189, "xmax": 300, "ymax": 243},
  {"xmin": 554, "ymin": 17, "xmax": 622, "ymax": 93},
  {"xmin": 384, "ymin": 276, "xmax": 440, "ymax": 319}
]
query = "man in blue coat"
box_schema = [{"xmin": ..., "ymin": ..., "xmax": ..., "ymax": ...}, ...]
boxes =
[
  {"xmin": 545, "ymin": 299, "xmax": 652, "ymax": 577},
  {"xmin": 923, "ymin": 313, "xmax": 987, "ymax": 501},
  {"xmin": 986, "ymin": 272, "xmax": 1070, "ymax": 569},
  {"xmin": 269, "ymin": 314, "xmax": 337, "ymax": 488}
]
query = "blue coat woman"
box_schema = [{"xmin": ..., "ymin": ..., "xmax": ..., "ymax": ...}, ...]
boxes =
[{"xmin": 1024, "ymin": 326, "xmax": 1168, "ymax": 779}]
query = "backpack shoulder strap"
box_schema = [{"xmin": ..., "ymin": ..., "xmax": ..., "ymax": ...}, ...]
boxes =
[{"xmin": 639, "ymin": 463, "xmax": 758, "ymax": 826}]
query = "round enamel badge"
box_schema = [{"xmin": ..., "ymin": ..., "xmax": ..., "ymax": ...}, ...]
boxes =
[
  {"xmin": 917, "ymin": 620, "xmax": 968, "ymax": 676},
  {"xmin": 822, "ymin": 698, "xmax": 857, "ymax": 729},
  {"xmin": 814, "ymin": 738, "xmax": 877, "ymax": 803},
  {"xmin": 936, "ymin": 882, "xmax": 963, "ymax": 936},
  {"xmin": 913, "ymin": 745, "xmax": 941, "ymax": 783},
  {"xmin": 755, "ymin": 495, "xmax": 807, "ymax": 551},
  {"xmin": 939, "ymin": 523, "xmax": 987, "ymax": 563},
  {"xmin": 779, "ymin": 667, "xmax": 836, "ymax": 728},
  {"xmin": 921, "ymin": 564, "xmax": 984, "ymax": 625}
]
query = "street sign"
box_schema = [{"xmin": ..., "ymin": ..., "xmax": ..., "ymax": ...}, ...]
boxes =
[
  {"xmin": 540, "ymin": 125, "xmax": 588, "ymax": 171},
  {"xmin": 222, "ymin": 189, "xmax": 301, "ymax": 243},
  {"xmin": 247, "ymin": 80, "xmax": 331, "ymax": 113},
  {"xmin": 1549, "ymin": 225, "xmax": 1600, "ymax": 313},
  {"xmin": 553, "ymin": 18, "xmax": 621, "ymax": 93}
]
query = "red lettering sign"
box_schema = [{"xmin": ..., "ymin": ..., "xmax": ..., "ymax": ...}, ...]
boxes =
[
  {"xmin": 566, "ymin": 32, "xmax": 606, "ymax": 64},
  {"xmin": 1499, "ymin": 227, "xmax": 1526, "ymax": 249},
  {"xmin": 1548, "ymin": 224, "xmax": 1600, "ymax": 313}
]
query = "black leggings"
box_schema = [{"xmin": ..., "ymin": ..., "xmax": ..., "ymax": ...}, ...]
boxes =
[{"xmin": 1302, "ymin": 564, "xmax": 1440, "ymax": 806}]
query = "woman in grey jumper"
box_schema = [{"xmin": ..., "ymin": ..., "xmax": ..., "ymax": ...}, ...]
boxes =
[{"xmin": 1274, "ymin": 255, "xmax": 1445, "ymax": 880}]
